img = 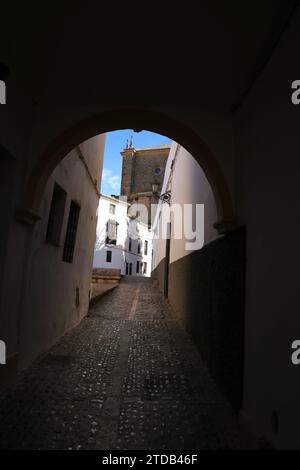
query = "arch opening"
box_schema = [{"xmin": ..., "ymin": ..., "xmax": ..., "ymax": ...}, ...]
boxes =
[{"xmin": 18, "ymin": 108, "xmax": 235, "ymax": 234}]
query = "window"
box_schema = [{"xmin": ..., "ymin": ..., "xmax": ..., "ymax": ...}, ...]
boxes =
[
  {"xmin": 136, "ymin": 260, "xmax": 140, "ymax": 274},
  {"xmin": 109, "ymin": 203, "xmax": 116, "ymax": 214},
  {"xmin": 126, "ymin": 262, "xmax": 129, "ymax": 275},
  {"xmin": 137, "ymin": 239, "xmax": 141, "ymax": 254},
  {"xmin": 62, "ymin": 201, "xmax": 80, "ymax": 263},
  {"xmin": 144, "ymin": 240, "xmax": 148, "ymax": 256},
  {"xmin": 129, "ymin": 237, "xmax": 132, "ymax": 251},
  {"xmin": 143, "ymin": 262, "xmax": 147, "ymax": 275},
  {"xmin": 106, "ymin": 250, "xmax": 112, "ymax": 263},
  {"xmin": 129, "ymin": 263, "xmax": 132, "ymax": 275},
  {"xmin": 46, "ymin": 183, "xmax": 67, "ymax": 246},
  {"xmin": 106, "ymin": 219, "xmax": 118, "ymax": 245}
]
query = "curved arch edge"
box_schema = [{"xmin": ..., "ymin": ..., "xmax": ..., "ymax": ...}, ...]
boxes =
[{"xmin": 16, "ymin": 108, "xmax": 236, "ymax": 234}]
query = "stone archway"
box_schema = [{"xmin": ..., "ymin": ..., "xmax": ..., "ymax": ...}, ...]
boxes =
[{"xmin": 17, "ymin": 107, "xmax": 235, "ymax": 233}]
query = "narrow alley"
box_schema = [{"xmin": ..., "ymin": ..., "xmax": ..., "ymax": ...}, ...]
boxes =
[{"xmin": 0, "ymin": 279, "xmax": 240, "ymax": 450}]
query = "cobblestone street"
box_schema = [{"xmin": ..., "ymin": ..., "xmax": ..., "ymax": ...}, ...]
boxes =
[{"xmin": 0, "ymin": 278, "xmax": 240, "ymax": 449}]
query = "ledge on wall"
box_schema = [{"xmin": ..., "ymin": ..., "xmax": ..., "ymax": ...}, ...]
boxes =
[
  {"xmin": 89, "ymin": 283, "xmax": 119, "ymax": 307},
  {"xmin": 213, "ymin": 219, "xmax": 238, "ymax": 235},
  {"xmin": 15, "ymin": 208, "xmax": 42, "ymax": 226}
]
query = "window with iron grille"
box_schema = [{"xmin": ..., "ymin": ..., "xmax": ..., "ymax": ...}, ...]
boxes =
[
  {"xmin": 46, "ymin": 183, "xmax": 67, "ymax": 246},
  {"xmin": 106, "ymin": 219, "xmax": 118, "ymax": 245},
  {"xmin": 109, "ymin": 204, "xmax": 116, "ymax": 214},
  {"xmin": 137, "ymin": 239, "xmax": 142, "ymax": 254},
  {"xmin": 62, "ymin": 201, "xmax": 80, "ymax": 263},
  {"xmin": 106, "ymin": 250, "xmax": 112, "ymax": 262}
]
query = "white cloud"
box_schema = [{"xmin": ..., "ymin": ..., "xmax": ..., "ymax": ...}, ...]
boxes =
[
  {"xmin": 102, "ymin": 168, "xmax": 120, "ymax": 192},
  {"xmin": 102, "ymin": 168, "xmax": 112, "ymax": 180},
  {"xmin": 109, "ymin": 175, "xmax": 120, "ymax": 191}
]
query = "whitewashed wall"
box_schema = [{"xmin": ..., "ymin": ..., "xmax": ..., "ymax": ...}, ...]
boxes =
[
  {"xmin": 93, "ymin": 195, "xmax": 153, "ymax": 276},
  {"xmin": 152, "ymin": 141, "xmax": 219, "ymax": 271},
  {"xmin": 15, "ymin": 134, "xmax": 106, "ymax": 369}
]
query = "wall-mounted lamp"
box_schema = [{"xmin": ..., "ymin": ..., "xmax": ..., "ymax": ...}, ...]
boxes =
[
  {"xmin": 152, "ymin": 183, "xmax": 171, "ymax": 204},
  {"xmin": 152, "ymin": 183, "xmax": 159, "ymax": 194},
  {"xmin": 159, "ymin": 190, "xmax": 171, "ymax": 205}
]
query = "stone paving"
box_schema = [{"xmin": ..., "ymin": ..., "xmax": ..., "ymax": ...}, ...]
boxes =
[{"xmin": 0, "ymin": 278, "xmax": 240, "ymax": 449}]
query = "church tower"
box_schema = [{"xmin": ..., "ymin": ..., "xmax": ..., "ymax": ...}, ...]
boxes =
[{"xmin": 120, "ymin": 137, "xmax": 170, "ymax": 225}]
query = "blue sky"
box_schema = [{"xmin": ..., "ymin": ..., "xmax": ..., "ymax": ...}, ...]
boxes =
[{"xmin": 100, "ymin": 130, "xmax": 172, "ymax": 196}]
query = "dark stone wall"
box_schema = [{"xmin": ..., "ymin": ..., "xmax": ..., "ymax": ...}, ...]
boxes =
[
  {"xmin": 153, "ymin": 227, "xmax": 246, "ymax": 411},
  {"xmin": 121, "ymin": 150, "xmax": 169, "ymax": 198},
  {"xmin": 121, "ymin": 149, "xmax": 170, "ymax": 225},
  {"xmin": 152, "ymin": 256, "xmax": 167, "ymax": 292},
  {"xmin": 121, "ymin": 152, "xmax": 135, "ymax": 197},
  {"xmin": 132, "ymin": 153, "xmax": 168, "ymax": 194}
]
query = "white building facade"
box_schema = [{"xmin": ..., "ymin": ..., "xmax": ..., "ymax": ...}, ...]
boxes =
[
  {"xmin": 151, "ymin": 141, "xmax": 246, "ymax": 416},
  {"xmin": 93, "ymin": 194, "xmax": 153, "ymax": 277},
  {"xmin": 1, "ymin": 134, "xmax": 106, "ymax": 372},
  {"xmin": 152, "ymin": 141, "xmax": 219, "ymax": 281}
]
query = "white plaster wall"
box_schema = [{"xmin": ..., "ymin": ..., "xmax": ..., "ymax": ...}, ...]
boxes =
[
  {"xmin": 1, "ymin": 5, "xmax": 299, "ymax": 447},
  {"xmin": 152, "ymin": 142, "xmax": 219, "ymax": 269},
  {"xmin": 94, "ymin": 246, "xmax": 126, "ymax": 274},
  {"xmin": 152, "ymin": 212, "xmax": 166, "ymax": 272},
  {"xmin": 0, "ymin": 149, "xmax": 19, "ymax": 357},
  {"xmin": 0, "ymin": 88, "xmax": 41, "ymax": 359},
  {"xmin": 93, "ymin": 195, "xmax": 129, "ymax": 274},
  {"xmin": 169, "ymin": 144, "xmax": 218, "ymax": 264},
  {"xmin": 127, "ymin": 221, "xmax": 153, "ymax": 277},
  {"xmin": 0, "ymin": 99, "xmax": 234, "ymax": 363},
  {"xmin": 93, "ymin": 195, "xmax": 152, "ymax": 276},
  {"xmin": 234, "ymin": 9, "xmax": 300, "ymax": 448},
  {"xmin": 16, "ymin": 134, "xmax": 105, "ymax": 369},
  {"xmin": 5, "ymin": 105, "xmax": 234, "ymax": 209},
  {"xmin": 79, "ymin": 135, "xmax": 105, "ymax": 189}
]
